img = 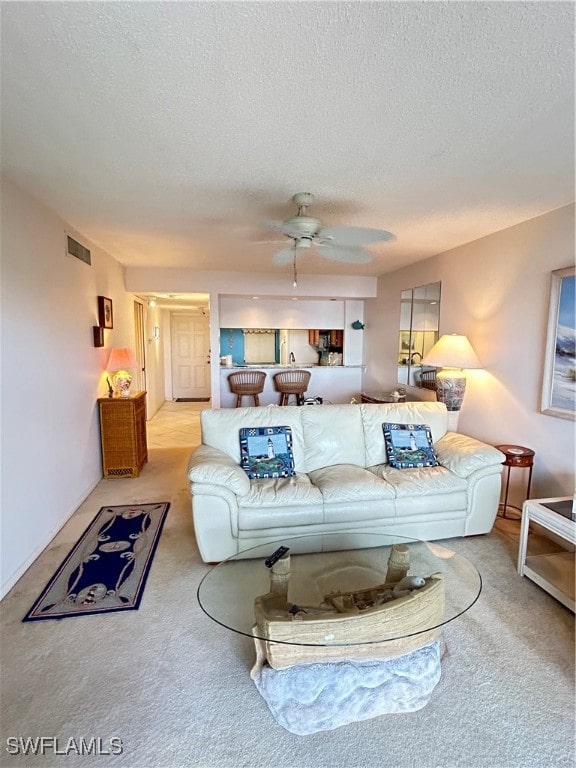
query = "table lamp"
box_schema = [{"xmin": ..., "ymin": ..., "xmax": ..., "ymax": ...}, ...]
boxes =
[
  {"xmin": 107, "ymin": 348, "xmax": 139, "ymax": 397},
  {"xmin": 421, "ymin": 334, "xmax": 482, "ymax": 413}
]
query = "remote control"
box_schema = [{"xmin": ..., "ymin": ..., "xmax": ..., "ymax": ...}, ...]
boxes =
[{"xmin": 265, "ymin": 546, "xmax": 289, "ymax": 568}]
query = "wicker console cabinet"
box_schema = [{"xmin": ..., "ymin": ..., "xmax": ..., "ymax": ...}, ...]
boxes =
[{"xmin": 98, "ymin": 392, "xmax": 148, "ymax": 478}]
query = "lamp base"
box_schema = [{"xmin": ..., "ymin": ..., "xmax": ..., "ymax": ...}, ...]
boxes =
[
  {"xmin": 435, "ymin": 369, "xmax": 466, "ymax": 411},
  {"xmin": 113, "ymin": 371, "xmax": 132, "ymax": 398}
]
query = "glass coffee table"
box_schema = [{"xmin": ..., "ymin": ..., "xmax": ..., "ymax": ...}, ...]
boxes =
[{"xmin": 197, "ymin": 531, "xmax": 482, "ymax": 668}]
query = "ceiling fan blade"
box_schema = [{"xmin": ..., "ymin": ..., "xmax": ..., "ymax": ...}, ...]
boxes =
[
  {"xmin": 263, "ymin": 219, "xmax": 298, "ymax": 237},
  {"xmin": 272, "ymin": 247, "xmax": 297, "ymax": 266},
  {"xmin": 319, "ymin": 226, "xmax": 396, "ymax": 246},
  {"xmin": 315, "ymin": 244, "xmax": 374, "ymax": 263}
]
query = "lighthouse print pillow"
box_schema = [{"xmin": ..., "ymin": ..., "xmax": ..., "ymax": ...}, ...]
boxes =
[
  {"xmin": 239, "ymin": 426, "xmax": 296, "ymax": 479},
  {"xmin": 383, "ymin": 423, "xmax": 439, "ymax": 469}
]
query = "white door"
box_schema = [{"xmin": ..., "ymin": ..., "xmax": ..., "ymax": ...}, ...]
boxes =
[{"xmin": 171, "ymin": 314, "xmax": 211, "ymax": 400}]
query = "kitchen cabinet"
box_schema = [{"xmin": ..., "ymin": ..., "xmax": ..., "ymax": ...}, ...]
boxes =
[
  {"xmin": 330, "ymin": 330, "xmax": 344, "ymax": 346},
  {"xmin": 308, "ymin": 329, "xmax": 320, "ymax": 346},
  {"xmin": 308, "ymin": 329, "xmax": 343, "ymax": 347}
]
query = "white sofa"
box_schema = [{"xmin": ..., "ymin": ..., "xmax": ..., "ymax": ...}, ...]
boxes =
[{"xmin": 187, "ymin": 402, "xmax": 505, "ymax": 562}]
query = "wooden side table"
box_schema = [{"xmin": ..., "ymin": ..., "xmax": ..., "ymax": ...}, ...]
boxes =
[
  {"xmin": 361, "ymin": 391, "xmax": 406, "ymax": 404},
  {"xmin": 496, "ymin": 444, "xmax": 535, "ymax": 519},
  {"xmin": 98, "ymin": 392, "xmax": 148, "ymax": 478}
]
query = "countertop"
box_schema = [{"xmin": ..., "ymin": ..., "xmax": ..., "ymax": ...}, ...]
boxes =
[{"xmin": 221, "ymin": 364, "xmax": 363, "ymax": 369}]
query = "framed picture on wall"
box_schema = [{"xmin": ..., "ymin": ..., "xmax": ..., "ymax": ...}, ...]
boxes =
[
  {"xmin": 541, "ymin": 266, "xmax": 575, "ymax": 421},
  {"xmin": 97, "ymin": 296, "xmax": 113, "ymax": 329},
  {"xmin": 93, "ymin": 326, "xmax": 104, "ymax": 347}
]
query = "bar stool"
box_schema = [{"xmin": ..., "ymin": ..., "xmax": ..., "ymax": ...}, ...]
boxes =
[
  {"xmin": 227, "ymin": 371, "xmax": 266, "ymax": 407},
  {"xmin": 273, "ymin": 370, "xmax": 311, "ymax": 406},
  {"xmin": 496, "ymin": 444, "xmax": 535, "ymax": 520}
]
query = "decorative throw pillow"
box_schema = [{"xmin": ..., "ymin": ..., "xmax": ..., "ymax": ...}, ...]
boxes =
[
  {"xmin": 239, "ymin": 426, "xmax": 296, "ymax": 479},
  {"xmin": 382, "ymin": 423, "xmax": 439, "ymax": 469}
]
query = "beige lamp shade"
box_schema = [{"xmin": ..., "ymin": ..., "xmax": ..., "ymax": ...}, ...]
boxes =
[
  {"xmin": 421, "ymin": 334, "xmax": 482, "ymax": 416},
  {"xmin": 421, "ymin": 334, "xmax": 482, "ymax": 369}
]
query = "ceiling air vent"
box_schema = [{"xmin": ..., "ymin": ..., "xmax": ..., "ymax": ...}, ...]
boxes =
[{"xmin": 66, "ymin": 235, "xmax": 91, "ymax": 265}]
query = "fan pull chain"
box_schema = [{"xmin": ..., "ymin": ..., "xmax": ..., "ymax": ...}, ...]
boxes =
[{"xmin": 292, "ymin": 242, "xmax": 298, "ymax": 288}]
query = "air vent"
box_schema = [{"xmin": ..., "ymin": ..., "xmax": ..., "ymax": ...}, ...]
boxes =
[{"xmin": 67, "ymin": 235, "xmax": 91, "ymax": 265}]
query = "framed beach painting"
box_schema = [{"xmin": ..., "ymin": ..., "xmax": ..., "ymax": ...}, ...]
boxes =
[{"xmin": 541, "ymin": 266, "xmax": 575, "ymax": 421}]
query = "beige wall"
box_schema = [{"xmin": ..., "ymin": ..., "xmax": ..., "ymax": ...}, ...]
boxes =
[
  {"xmin": 0, "ymin": 177, "xmax": 141, "ymax": 595},
  {"xmin": 364, "ymin": 204, "xmax": 575, "ymax": 504}
]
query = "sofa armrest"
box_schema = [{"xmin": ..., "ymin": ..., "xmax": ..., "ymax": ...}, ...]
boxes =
[
  {"xmin": 435, "ymin": 432, "xmax": 505, "ymax": 479},
  {"xmin": 187, "ymin": 445, "xmax": 250, "ymax": 497}
]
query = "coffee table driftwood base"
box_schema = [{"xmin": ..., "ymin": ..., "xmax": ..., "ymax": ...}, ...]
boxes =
[{"xmin": 250, "ymin": 544, "xmax": 445, "ymax": 668}]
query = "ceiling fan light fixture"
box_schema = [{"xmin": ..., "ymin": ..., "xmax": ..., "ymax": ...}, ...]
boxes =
[
  {"xmin": 268, "ymin": 192, "xmax": 395, "ymax": 267},
  {"xmin": 283, "ymin": 215, "xmax": 322, "ymax": 237}
]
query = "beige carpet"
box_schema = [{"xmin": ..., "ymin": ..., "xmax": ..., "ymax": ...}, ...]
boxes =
[{"xmin": 1, "ymin": 446, "xmax": 574, "ymax": 768}]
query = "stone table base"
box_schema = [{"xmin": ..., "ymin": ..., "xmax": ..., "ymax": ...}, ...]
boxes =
[{"xmin": 251, "ymin": 640, "xmax": 443, "ymax": 735}]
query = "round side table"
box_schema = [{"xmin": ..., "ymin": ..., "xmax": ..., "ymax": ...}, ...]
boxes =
[{"xmin": 496, "ymin": 445, "xmax": 535, "ymax": 520}]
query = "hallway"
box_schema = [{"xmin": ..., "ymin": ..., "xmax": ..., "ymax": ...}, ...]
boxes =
[{"xmin": 146, "ymin": 400, "xmax": 210, "ymax": 449}]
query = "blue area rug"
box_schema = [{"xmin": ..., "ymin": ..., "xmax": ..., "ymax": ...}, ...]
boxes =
[{"xmin": 23, "ymin": 503, "xmax": 170, "ymax": 621}]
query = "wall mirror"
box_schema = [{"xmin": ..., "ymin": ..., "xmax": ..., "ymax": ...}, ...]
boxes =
[{"xmin": 398, "ymin": 281, "xmax": 441, "ymax": 386}]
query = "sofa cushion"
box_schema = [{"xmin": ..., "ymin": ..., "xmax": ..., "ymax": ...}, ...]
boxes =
[
  {"xmin": 238, "ymin": 474, "xmax": 324, "ymax": 530},
  {"xmin": 376, "ymin": 464, "xmax": 467, "ymax": 496},
  {"xmin": 239, "ymin": 473, "xmax": 322, "ymax": 506},
  {"xmin": 383, "ymin": 423, "xmax": 439, "ymax": 469},
  {"xmin": 301, "ymin": 405, "xmax": 367, "ymax": 472},
  {"xmin": 308, "ymin": 464, "xmax": 395, "ymax": 503},
  {"xmin": 239, "ymin": 425, "xmax": 295, "ymax": 479},
  {"xmin": 361, "ymin": 402, "xmax": 448, "ymax": 467},
  {"xmin": 200, "ymin": 406, "xmax": 307, "ymax": 468}
]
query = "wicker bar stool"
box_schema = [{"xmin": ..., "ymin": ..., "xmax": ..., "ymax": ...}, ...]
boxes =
[
  {"xmin": 418, "ymin": 368, "xmax": 438, "ymax": 391},
  {"xmin": 273, "ymin": 369, "xmax": 311, "ymax": 406},
  {"xmin": 228, "ymin": 370, "xmax": 266, "ymax": 407}
]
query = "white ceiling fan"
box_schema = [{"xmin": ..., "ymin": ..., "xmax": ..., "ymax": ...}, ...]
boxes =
[{"xmin": 262, "ymin": 192, "xmax": 396, "ymax": 266}]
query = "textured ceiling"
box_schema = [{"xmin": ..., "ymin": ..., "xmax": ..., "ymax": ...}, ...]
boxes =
[{"xmin": 1, "ymin": 2, "xmax": 574, "ymax": 278}]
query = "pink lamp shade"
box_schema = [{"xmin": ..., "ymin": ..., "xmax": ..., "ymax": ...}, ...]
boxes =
[
  {"xmin": 107, "ymin": 348, "xmax": 139, "ymax": 371},
  {"xmin": 107, "ymin": 348, "xmax": 139, "ymax": 397}
]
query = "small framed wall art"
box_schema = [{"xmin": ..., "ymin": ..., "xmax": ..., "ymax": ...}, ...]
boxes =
[
  {"xmin": 97, "ymin": 296, "xmax": 113, "ymax": 329},
  {"xmin": 93, "ymin": 326, "xmax": 105, "ymax": 348}
]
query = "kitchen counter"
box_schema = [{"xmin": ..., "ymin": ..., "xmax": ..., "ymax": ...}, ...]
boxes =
[
  {"xmin": 225, "ymin": 363, "xmax": 318, "ymax": 369},
  {"xmin": 219, "ymin": 364, "xmax": 365, "ymax": 407},
  {"xmin": 223, "ymin": 364, "xmax": 362, "ymax": 369}
]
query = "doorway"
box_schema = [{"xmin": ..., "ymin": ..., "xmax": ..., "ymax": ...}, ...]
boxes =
[
  {"xmin": 133, "ymin": 300, "xmax": 146, "ymax": 394},
  {"xmin": 170, "ymin": 313, "xmax": 211, "ymax": 400}
]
